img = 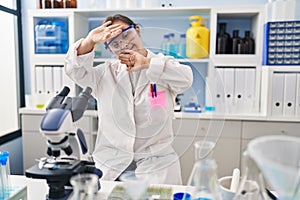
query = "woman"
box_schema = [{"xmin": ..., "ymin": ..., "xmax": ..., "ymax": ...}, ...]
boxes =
[{"xmin": 65, "ymin": 14, "xmax": 193, "ymax": 184}]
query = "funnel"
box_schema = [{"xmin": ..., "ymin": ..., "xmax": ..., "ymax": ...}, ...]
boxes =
[{"xmin": 247, "ymin": 135, "xmax": 300, "ymax": 200}]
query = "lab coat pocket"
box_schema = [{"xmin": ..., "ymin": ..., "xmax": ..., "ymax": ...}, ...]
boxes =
[{"xmin": 148, "ymin": 90, "xmax": 166, "ymax": 109}]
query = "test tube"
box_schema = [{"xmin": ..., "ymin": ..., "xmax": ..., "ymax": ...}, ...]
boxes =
[{"xmin": 0, "ymin": 152, "xmax": 11, "ymax": 197}]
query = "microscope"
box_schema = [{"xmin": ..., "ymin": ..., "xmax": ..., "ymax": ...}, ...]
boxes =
[{"xmin": 25, "ymin": 86, "xmax": 102, "ymax": 200}]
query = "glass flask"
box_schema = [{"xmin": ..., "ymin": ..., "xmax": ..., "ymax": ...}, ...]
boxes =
[
  {"xmin": 70, "ymin": 173, "xmax": 98, "ymax": 200},
  {"xmin": 234, "ymin": 151, "xmax": 269, "ymax": 200},
  {"xmin": 187, "ymin": 140, "xmax": 222, "ymax": 200},
  {"xmin": 120, "ymin": 171, "xmax": 149, "ymax": 200}
]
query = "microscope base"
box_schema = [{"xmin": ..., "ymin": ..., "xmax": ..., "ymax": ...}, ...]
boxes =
[{"xmin": 25, "ymin": 159, "xmax": 96, "ymax": 200}]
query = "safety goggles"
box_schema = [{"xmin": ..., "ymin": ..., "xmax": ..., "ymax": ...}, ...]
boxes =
[{"xmin": 105, "ymin": 25, "xmax": 136, "ymax": 51}]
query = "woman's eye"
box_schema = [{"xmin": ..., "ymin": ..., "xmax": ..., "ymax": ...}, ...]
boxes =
[
  {"xmin": 122, "ymin": 32, "xmax": 128, "ymax": 39},
  {"xmin": 112, "ymin": 42, "xmax": 119, "ymax": 49}
]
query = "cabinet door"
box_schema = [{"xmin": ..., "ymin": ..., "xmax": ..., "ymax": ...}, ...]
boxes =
[
  {"xmin": 22, "ymin": 131, "xmax": 47, "ymax": 171},
  {"xmin": 172, "ymin": 119, "xmax": 241, "ymax": 184},
  {"xmin": 241, "ymin": 121, "xmax": 300, "ymax": 152}
]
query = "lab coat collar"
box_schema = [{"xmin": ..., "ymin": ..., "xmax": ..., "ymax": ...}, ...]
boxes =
[{"xmin": 134, "ymin": 49, "xmax": 157, "ymax": 98}]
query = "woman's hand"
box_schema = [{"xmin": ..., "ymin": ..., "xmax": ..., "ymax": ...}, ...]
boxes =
[
  {"xmin": 77, "ymin": 21, "xmax": 123, "ymax": 55},
  {"xmin": 119, "ymin": 50, "xmax": 151, "ymax": 72}
]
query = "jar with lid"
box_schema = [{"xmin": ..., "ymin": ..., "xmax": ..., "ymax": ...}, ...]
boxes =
[
  {"xmin": 65, "ymin": 0, "xmax": 77, "ymax": 8},
  {"xmin": 53, "ymin": 0, "xmax": 64, "ymax": 8}
]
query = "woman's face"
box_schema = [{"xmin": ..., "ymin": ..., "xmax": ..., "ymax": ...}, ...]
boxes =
[{"xmin": 107, "ymin": 20, "xmax": 144, "ymax": 55}]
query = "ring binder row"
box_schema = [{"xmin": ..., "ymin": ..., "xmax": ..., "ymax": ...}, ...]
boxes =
[
  {"xmin": 210, "ymin": 67, "xmax": 256, "ymax": 114},
  {"xmin": 35, "ymin": 65, "xmax": 73, "ymax": 95},
  {"xmin": 271, "ymin": 71, "xmax": 300, "ymax": 117}
]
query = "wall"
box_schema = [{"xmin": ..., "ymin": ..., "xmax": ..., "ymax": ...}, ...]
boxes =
[{"xmin": 0, "ymin": 137, "xmax": 23, "ymax": 175}]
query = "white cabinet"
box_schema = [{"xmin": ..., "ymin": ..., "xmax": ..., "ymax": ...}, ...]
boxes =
[
  {"xmin": 241, "ymin": 120, "xmax": 300, "ymax": 153},
  {"xmin": 172, "ymin": 118, "xmax": 241, "ymax": 184}
]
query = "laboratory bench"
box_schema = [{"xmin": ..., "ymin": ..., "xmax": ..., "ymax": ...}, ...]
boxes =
[
  {"xmin": 10, "ymin": 175, "xmax": 188, "ymax": 200},
  {"xmin": 19, "ymin": 107, "xmax": 300, "ymax": 184}
]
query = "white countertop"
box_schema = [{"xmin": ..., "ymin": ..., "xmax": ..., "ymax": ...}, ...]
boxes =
[
  {"xmin": 10, "ymin": 175, "xmax": 188, "ymax": 200},
  {"xmin": 19, "ymin": 107, "xmax": 300, "ymax": 122}
]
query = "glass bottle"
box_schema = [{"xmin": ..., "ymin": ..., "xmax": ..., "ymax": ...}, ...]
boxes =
[
  {"xmin": 243, "ymin": 31, "xmax": 255, "ymax": 54},
  {"xmin": 37, "ymin": 0, "xmax": 43, "ymax": 9},
  {"xmin": 53, "ymin": 0, "xmax": 64, "ymax": 8},
  {"xmin": 70, "ymin": 173, "xmax": 99, "ymax": 200},
  {"xmin": 216, "ymin": 23, "xmax": 230, "ymax": 54},
  {"xmin": 168, "ymin": 33, "xmax": 177, "ymax": 58},
  {"xmin": 187, "ymin": 140, "xmax": 222, "ymax": 200},
  {"xmin": 161, "ymin": 34, "xmax": 170, "ymax": 56},
  {"xmin": 234, "ymin": 151, "xmax": 269, "ymax": 200},
  {"xmin": 65, "ymin": 0, "xmax": 77, "ymax": 8},
  {"xmin": 44, "ymin": 0, "xmax": 52, "ymax": 8},
  {"xmin": 177, "ymin": 33, "xmax": 187, "ymax": 58},
  {"xmin": 232, "ymin": 30, "xmax": 242, "ymax": 54}
]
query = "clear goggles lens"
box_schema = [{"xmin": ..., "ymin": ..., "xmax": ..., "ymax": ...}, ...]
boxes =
[{"xmin": 105, "ymin": 25, "xmax": 136, "ymax": 50}]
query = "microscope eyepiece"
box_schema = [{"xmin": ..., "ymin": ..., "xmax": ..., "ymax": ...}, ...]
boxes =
[{"xmin": 58, "ymin": 86, "xmax": 70, "ymax": 97}]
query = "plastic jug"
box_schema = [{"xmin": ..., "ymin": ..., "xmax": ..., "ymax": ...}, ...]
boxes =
[{"xmin": 186, "ymin": 16, "xmax": 210, "ymax": 59}]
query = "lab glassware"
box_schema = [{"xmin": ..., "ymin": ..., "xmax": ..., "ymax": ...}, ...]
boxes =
[
  {"xmin": 120, "ymin": 171, "xmax": 149, "ymax": 200},
  {"xmin": 177, "ymin": 33, "xmax": 187, "ymax": 58},
  {"xmin": 233, "ymin": 151, "xmax": 269, "ymax": 200},
  {"xmin": 70, "ymin": 173, "xmax": 99, "ymax": 200},
  {"xmin": 187, "ymin": 140, "xmax": 222, "ymax": 200},
  {"xmin": 161, "ymin": 34, "xmax": 170, "ymax": 56},
  {"xmin": 247, "ymin": 135, "xmax": 300, "ymax": 200},
  {"xmin": 168, "ymin": 33, "xmax": 177, "ymax": 58},
  {"xmin": 0, "ymin": 151, "xmax": 11, "ymax": 199}
]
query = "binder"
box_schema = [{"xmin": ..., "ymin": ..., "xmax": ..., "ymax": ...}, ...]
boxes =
[
  {"xmin": 44, "ymin": 66, "xmax": 53, "ymax": 94},
  {"xmin": 234, "ymin": 68, "xmax": 245, "ymax": 113},
  {"xmin": 53, "ymin": 66, "xmax": 63, "ymax": 94},
  {"xmin": 244, "ymin": 68, "xmax": 256, "ymax": 113},
  {"xmin": 35, "ymin": 66, "xmax": 45, "ymax": 94},
  {"xmin": 283, "ymin": 73, "xmax": 296, "ymax": 117},
  {"xmin": 214, "ymin": 67, "xmax": 225, "ymax": 113},
  {"xmin": 296, "ymin": 73, "xmax": 300, "ymax": 116},
  {"xmin": 224, "ymin": 68, "xmax": 235, "ymax": 114},
  {"xmin": 271, "ymin": 72, "xmax": 285, "ymax": 116}
]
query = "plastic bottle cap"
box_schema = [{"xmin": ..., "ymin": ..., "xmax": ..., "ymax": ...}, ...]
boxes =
[{"xmin": 173, "ymin": 192, "xmax": 191, "ymax": 200}]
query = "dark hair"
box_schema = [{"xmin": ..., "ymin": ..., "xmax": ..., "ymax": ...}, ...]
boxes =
[{"xmin": 103, "ymin": 14, "xmax": 136, "ymax": 26}]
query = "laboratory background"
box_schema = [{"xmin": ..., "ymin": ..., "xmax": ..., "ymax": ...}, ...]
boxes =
[{"xmin": 0, "ymin": 0, "xmax": 300, "ymax": 199}]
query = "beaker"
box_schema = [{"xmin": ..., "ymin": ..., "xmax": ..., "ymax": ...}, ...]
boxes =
[
  {"xmin": 187, "ymin": 140, "xmax": 222, "ymax": 200},
  {"xmin": 120, "ymin": 171, "xmax": 149, "ymax": 200},
  {"xmin": 234, "ymin": 151, "xmax": 268, "ymax": 200},
  {"xmin": 70, "ymin": 173, "xmax": 98, "ymax": 200}
]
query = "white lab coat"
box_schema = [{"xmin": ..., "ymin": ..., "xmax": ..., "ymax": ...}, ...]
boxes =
[{"xmin": 65, "ymin": 39, "xmax": 193, "ymax": 184}]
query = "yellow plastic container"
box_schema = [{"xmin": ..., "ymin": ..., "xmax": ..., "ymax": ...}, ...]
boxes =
[{"xmin": 186, "ymin": 16, "xmax": 210, "ymax": 59}]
